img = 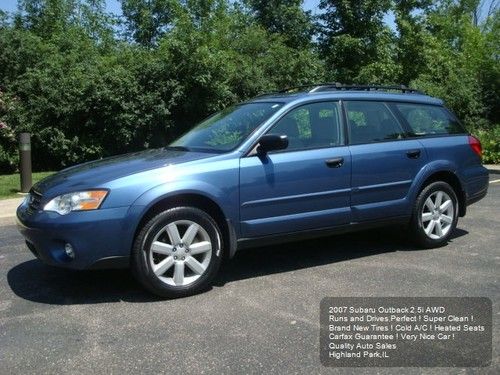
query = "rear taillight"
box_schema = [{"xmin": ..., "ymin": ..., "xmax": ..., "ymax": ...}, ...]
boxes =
[{"xmin": 468, "ymin": 135, "xmax": 482, "ymax": 158}]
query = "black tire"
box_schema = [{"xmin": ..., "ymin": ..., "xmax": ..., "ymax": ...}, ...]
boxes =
[
  {"xmin": 409, "ymin": 181, "xmax": 459, "ymax": 248},
  {"xmin": 131, "ymin": 207, "xmax": 223, "ymax": 298}
]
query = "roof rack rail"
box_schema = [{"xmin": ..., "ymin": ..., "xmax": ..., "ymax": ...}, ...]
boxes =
[
  {"xmin": 278, "ymin": 83, "xmax": 424, "ymax": 95},
  {"xmin": 278, "ymin": 83, "xmax": 337, "ymax": 93}
]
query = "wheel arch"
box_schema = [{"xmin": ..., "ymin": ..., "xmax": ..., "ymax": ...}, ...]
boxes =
[
  {"xmin": 132, "ymin": 193, "xmax": 237, "ymax": 259},
  {"xmin": 417, "ymin": 171, "xmax": 467, "ymax": 217}
]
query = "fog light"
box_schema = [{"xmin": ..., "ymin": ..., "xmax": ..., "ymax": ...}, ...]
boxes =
[{"xmin": 64, "ymin": 243, "xmax": 75, "ymax": 259}]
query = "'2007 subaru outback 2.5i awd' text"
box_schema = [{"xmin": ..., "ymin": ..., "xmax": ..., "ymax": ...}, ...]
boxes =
[{"xmin": 17, "ymin": 84, "xmax": 489, "ymax": 297}]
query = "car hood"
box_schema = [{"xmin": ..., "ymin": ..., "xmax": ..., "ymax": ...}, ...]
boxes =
[{"xmin": 33, "ymin": 148, "xmax": 217, "ymax": 195}]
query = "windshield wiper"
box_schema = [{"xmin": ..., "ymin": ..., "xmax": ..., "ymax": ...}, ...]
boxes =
[{"xmin": 165, "ymin": 146, "xmax": 190, "ymax": 151}]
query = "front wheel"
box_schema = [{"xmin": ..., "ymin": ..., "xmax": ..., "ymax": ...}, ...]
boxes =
[
  {"xmin": 409, "ymin": 181, "xmax": 459, "ymax": 248},
  {"xmin": 131, "ymin": 207, "xmax": 223, "ymax": 298}
]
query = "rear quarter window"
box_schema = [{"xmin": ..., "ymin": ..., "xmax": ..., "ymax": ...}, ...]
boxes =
[{"xmin": 395, "ymin": 103, "xmax": 465, "ymax": 136}]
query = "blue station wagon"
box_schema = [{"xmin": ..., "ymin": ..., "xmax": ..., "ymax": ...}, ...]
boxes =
[{"xmin": 17, "ymin": 84, "xmax": 489, "ymax": 297}]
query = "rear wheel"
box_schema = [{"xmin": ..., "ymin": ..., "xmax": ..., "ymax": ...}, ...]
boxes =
[
  {"xmin": 410, "ymin": 181, "xmax": 459, "ymax": 248},
  {"xmin": 132, "ymin": 207, "xmax": 223, "ymax": 298}
]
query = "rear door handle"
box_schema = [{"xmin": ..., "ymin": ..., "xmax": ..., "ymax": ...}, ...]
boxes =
[
  {"xmin": 406, "ymin": 149, "xmax": 421, "ymax": 159},
  {"xmin": 325, "ymin": 157, "xmax": 344, "ymax": 168}
]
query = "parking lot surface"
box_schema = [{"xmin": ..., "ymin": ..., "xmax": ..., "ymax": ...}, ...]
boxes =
[{"xmin": 1, "ymin": 175, "xmax": 499, "ymax": 374}]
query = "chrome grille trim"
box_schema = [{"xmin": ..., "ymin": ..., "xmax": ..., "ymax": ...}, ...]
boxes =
[{"xmin": 28, "ymin": 189, "xmax": 43, "ymax": 211}]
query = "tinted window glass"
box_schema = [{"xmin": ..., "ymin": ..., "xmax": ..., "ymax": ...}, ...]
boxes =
[
  {"xmin": 268, "ymin": 102, "xmax": 342, "ymax": 151},
  {"xmin": 345, "ymin": 101, "xmax": 405, "ymax": 144},
  {"xmin": 171, "ymin": 102, "xmax": 283, "ymax": 152},
  {"xmin": 395, "ymin": 103, "xmax": 465, "ymax": 136}
]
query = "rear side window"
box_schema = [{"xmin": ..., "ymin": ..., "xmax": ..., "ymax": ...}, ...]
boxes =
[
  {"xmin": 395, "ymin": 103, "xmax": 465, "ymax": 136},
  {"xmin": 345, "ymin": 101, "xmax": 405, "ymax": 144}
]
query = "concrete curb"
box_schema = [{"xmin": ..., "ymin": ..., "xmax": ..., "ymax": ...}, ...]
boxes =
[
  {"xmin": 484, "ymin": 164, "xmax": 500, "ymax": 174},
  {"xmin": 0, "ymin": 197, "xmax": 23, "ymax": 219}
]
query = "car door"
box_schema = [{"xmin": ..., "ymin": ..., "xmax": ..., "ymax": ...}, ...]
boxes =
[
  {"xmin": 239, "ymin": 101, "xmax": 352, "ymax": 238},
  {"xmin": 345, "ymin": 100, "xmax": 428, "ymax": 222}
]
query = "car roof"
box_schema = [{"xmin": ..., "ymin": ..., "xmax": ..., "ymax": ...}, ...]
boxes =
[{"xmin": 248, "ymin": 90, "xmax": 443, "ymax": 106}]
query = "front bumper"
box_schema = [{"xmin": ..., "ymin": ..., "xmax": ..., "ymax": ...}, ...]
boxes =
[{"xmin": 16, "ymin": 200, "xmax": 132, "ymax": 269}]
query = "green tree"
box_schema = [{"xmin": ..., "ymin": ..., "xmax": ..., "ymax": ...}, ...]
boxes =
[
  {"xmin": 318, "ymin": 0, "xmax": 392, "ymax": 82},
  {"xmin": 409, "ymin": 0, "xmax": 499, "ymax": 127},
  {"xmin": 158, "ymin": 1, "xmax": 322, "ymax": 136},
  {"xmin": 119, "ymin": 0, "xmax": 179, "ymax": 46},
  {"xmin": 1, "ymin": 0, "xmax": 499, "ymax": 172},
  {"xmin": 244, "ymin": 0, "xmax": 313, "ymax": 48},
  {"xmin": 482, "ymin": 9, "xmax": 500, "ymax": 123},
  {"xmin": 16, "ymin": 0, "xmax": 112, "ymax": 40},
  {"xmin": 394, "ymin": 0, "xmax": 433, "ymax": 84}
]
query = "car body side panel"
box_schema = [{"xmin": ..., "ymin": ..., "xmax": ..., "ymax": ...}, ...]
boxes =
[
  {"xmin": 349, "ymin": 139, "xmax": 428, "ymax": 222},
  {"xmin": 407, "ymin": 159, "xmax": 460, "ymax": 203},
  {"xmin": 239, "ymin": 147, "xmax": 352, "ymax": 237},
  {"xmin": 413, "ymin": 136, "xmax": 489, "ymax": 202},
  {"xmin": 128, "ymin": 157, "xmax": 241, "ymax": 235}
]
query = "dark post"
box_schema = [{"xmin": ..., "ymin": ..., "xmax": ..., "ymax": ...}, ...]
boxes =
[{"xmin": 19, "ymin": 133, "xmax": 32, "ymax": 193}]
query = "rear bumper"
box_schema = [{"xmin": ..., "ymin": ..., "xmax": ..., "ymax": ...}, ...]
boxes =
[
  {"xmin": 466, "ymin": 187, "xmax": 488, "ymax": 206},
  {"xmin": 463, "ymin": 165, "xmax": 489, "ymax": 207},
  {"xmin": 465, "ymin": 165, "xmax": 489, "ymax": 206},
  {"xmin": 16, "ymin": 200, "xmax": 132, "ymax": 269}
]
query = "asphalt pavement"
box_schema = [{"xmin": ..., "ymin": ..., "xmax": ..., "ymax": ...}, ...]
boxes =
[{"xmin": 0, "ymin": 174, "xmax": 499, "ymax": 374}]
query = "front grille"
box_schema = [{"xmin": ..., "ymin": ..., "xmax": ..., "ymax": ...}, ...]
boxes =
[{"xmin": 28, "ymin": 189, "xmax": 43, "ymax": 211}]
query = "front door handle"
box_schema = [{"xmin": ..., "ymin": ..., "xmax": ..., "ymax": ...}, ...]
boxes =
[
  {"xmin": 406, "ymin": 149, "xmax": 421, "ymax": 159},
  {"xmin": 325, "ymin": 157, "xmax": 344, "ymax": 168}
]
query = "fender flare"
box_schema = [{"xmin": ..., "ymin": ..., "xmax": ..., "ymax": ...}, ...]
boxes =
[
  {"xmin": 127, "ymin": 180, "xmax": 239, "ymax": 257},
  {"xmin": 407, "ymin": 160, "xmax": 465, "ymax": 210}
]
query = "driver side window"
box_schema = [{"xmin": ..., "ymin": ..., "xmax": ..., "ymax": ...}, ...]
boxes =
[{"xmin": 268, "ymin": 101, "xmax": 342, "ymax": 152}]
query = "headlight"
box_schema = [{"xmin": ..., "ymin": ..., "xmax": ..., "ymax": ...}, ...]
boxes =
[{"xmin": 43, "ymin": 190, "xmax": 108, "ymax": 215}]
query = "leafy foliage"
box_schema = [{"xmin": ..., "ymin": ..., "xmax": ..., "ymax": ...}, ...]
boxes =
[
  {"xmin": 0, "ymin": 0, "xmax": 498, "ymax": 173},
  {"xmin": 120, "ymin": 0, "xmax": 178, "ymax": 45},
  {"xmin": 318, "ymin": 0, "xmax": 393, "ymax": 81},
  {"xmin": 244, "ymin": 0, "xmax": 314, "ymax": 48},
  {"xmin": 476, "ymin": 124, "xmax": 500, "ymax": 164}
]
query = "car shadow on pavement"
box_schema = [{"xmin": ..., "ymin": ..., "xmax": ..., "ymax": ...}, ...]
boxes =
[
  {"xmin": 7, "ymin": 261, "xmax": 161, "ymax": 304},
  {"xmin": 7, "ymin": 227, "xmax": 468, "ymax": 305},
  {"xmin": 215, "ymin": 227, "xmax": 468, "ymax": 286}
]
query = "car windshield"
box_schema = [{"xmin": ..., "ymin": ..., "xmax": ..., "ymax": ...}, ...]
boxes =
[{"xmin": 170, "ymin": 102, "xmax": 283, "ymax": 152}]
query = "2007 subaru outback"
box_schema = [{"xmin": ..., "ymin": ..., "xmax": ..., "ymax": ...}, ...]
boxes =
[{"xmin": 17, "ymin": 84, "xmax": 489, "ymax": 298}]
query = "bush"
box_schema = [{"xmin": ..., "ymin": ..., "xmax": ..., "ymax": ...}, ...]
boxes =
[
  {"xmin": 474, "ymin": 125, "xmax": 500, "ymax": 164},
  {"xmin": 0, "ymin": 7, "xmax": 322, "ymax": 172},
  {"xmin": 0, "ymin": 0, "xmax": 497, "ymax": 172},
  {"xmin": 0, "ymin": 142, "xmax": 18, "ymax": 174},
  {"xmin": 0, "ymin": 91, "xmax": 18, "ymax": 174}
]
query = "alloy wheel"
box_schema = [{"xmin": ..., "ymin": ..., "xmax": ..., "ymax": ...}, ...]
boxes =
[
  {"xmin": 421, "ymin": 190, "xmax": 455, "ymax": 240},
  {"xmin": 149, "ymin": 220, "xmax": 212, "ymax": 286}
]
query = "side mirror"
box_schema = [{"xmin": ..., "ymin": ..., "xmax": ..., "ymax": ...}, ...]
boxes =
[{"xmin": 257, "ymin": 134, "xmax": 289, "ymax": 154}]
